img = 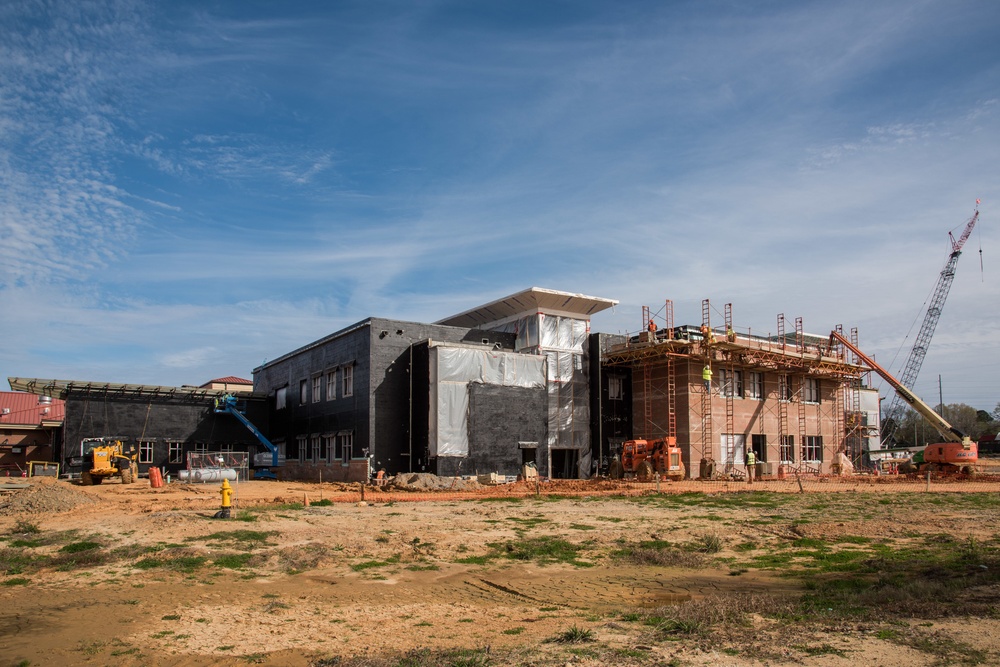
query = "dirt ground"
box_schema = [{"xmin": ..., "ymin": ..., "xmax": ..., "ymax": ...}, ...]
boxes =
[{"xmin": 2, "ymin": 476, "xmax": 1000, "ymax": 666}]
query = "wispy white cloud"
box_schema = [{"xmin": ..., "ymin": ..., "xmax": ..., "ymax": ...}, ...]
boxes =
[{"xmin": 0, "ymin": 0, "xmax": 997, "ymax": 409}]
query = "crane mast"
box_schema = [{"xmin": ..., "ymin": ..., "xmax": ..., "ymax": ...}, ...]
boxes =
[{"xmin": 881, "ymin": 205, "xmax": 980, "ymax": 444}]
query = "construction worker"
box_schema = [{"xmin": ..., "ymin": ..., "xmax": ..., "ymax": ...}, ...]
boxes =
[
  {"xmin": 726, "ymin": 326, "xmax": 736, "ymax": 342},
  {"xmin": 702, "ymin": 364, "xmax": 712, "ymax": 393},
  {"xmin": 647, "ymin": 318, "xmax": 657, "ymax": 342},
  {"xmin": 746, "ymin": 448, "xmax": 756, "ymax": 484}
]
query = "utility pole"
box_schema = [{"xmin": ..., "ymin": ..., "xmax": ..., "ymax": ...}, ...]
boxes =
[{"xmin": 938, "ymin": 375, "xmax": 944, "ymax": 418}]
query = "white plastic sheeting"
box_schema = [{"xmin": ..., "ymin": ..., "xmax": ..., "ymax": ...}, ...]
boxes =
[
  {"xmin": 429, "ymin": 344, "xmax": 545, "ymax": 458},
  {"xmin": 439, "ymin": 312, "xmax": 594, "ymax": 478}
]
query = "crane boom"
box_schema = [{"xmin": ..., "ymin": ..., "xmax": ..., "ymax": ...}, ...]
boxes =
[
  {"xmin": 881, "ymin": 205, "xmax": 980, "ymax": 444},
  {"xmin": 214, "ymin": 395, "xmax": 281, "ymax": 469},
  {"xmin": 829, "ymin": 331, "xmax": 967, "ymax": 446}
]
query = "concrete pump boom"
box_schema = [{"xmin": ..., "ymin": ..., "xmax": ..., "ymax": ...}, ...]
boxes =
[{"xmin": 829, "ymin": 331, "xmax": 968, "ymax": 447}]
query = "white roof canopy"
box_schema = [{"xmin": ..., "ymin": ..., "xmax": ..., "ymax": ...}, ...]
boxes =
[{"xmin": 436, "ymin": 287, "xmax": 617, "ymax": 328}]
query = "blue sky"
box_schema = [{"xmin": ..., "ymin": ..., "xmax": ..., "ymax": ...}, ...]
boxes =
[{"xmin": 1, "ymin": 0, "xmax": 998, "ymax": 411}]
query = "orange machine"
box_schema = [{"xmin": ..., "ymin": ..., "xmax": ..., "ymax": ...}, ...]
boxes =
[
  {"xmin": 830, "ymin": 331, "xmax": 978, "ymax": 474},
  {"xmin": 609, "ymin": 438, "xmax": 686, "ymax": 481}
]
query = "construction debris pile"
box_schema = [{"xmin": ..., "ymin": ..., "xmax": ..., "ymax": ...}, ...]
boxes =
[
  {"xmin": 389, "ymin": 473, "xmax": 482, "ymax": 492},
  {"xmin": 0, "ymin": 477, "xmax": 101, "ymax": 516}
]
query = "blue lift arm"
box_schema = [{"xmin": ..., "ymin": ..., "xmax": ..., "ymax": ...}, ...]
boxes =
[{"xmin": 213, "ymin": 395, "xmax": 280, "ymax": 469}]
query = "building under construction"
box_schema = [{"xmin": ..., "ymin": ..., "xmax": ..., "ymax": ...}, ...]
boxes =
[{"xmin": 599, "ymin": 299, "xmax": 881, "ymax": 478}]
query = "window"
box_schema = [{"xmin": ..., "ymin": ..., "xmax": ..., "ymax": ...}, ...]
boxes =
[
  {"xmin": 780, "ymin": 435, "xmax": 795, "ymax": 463},
  {"xmin": 802, "ymin": 436, "xmax": 823, "ymax": 462},
  {"xmin": 720, "ymin": 434, "xmax": 746, "ymax": 465},
  {"xmin": 720, "ymin": 369, "xmax": 743, "ymax": 398},
  {"xmin": 326, "ymin": 371, "xmax": 337, "ymax": 401},
  {"xmin": 804, "ymin": 378, "xmax": 820, "ymax": 403},
  {"xmin": 748, "ymin": 372, "xmax": 764, "ymax": 400},
  {"xmin": 312, "ymin": 376, "xmax": 322, "ymax": 403},
  {"xmin": 751, "ymin": 434, "xmax": 766, "ymax": 462},
  {"xmin": 168, "ymin": 441, "xmax": 183, "ymax": 464},
  {"xmin": 342, "ymin": 365, "xmax": 354, "ymax": 397},
  {"xmin": 139, "ymin": 440, "xmax": 154, "ymax": 464},
  {"xmin": 275, "ymin": 387, "xmax": 287, "ymax": 410},
  {"xmin": 299, "ymin": 380, "xmax": 308, "ymax": 405},
  {"xmin": 311, "ymin": 435, "xmax": 321, "ymax": 462},
  {"xmin": 322, "ymin": 434, "xmax": 335, "ymax": 462},
  {"xmin": 286, "ymin": 437, "xmax": 299, "ymax": 461},
  {"xmin": 297, "ymin": 436, "xmax": 308, "ymax": 462},
  {"xmin": 194, "ymin": 443, "xmax": 208, "ymax": 455},
  {"xmin": 608, "ymin": 376, "xmax": 623, "ymax": 401},
  {"xmin": 779, "ymin": 375, "xmax": 793, "ymax": 401},
  {"xmin": 340, "ymin": 432, "xmax": 353, "ymax": 464}
]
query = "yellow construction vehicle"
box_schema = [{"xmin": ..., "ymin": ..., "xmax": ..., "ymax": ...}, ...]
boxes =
[{"xmin": 76, "ymin": 437, "xmax": 139, "ymax": 485}]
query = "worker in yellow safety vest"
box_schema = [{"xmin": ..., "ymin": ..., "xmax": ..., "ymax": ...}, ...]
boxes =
[
  {"xmin": 746, "ymin": 448, "xmax": 756, "ymax": 484},
  {"xmin": 702, "ymin": 364, "xmax": 712, "ymax": 392}
]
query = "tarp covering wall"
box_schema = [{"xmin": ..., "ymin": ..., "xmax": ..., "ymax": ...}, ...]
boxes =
[{"xmin": 429, "ymin": 344, "xmax": 545, "ymax": 458}]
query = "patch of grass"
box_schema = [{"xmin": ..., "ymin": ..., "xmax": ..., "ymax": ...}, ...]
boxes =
[
  {"xmin": 568, "ymin": 523, "xmax": 596, "ymax": 531},
  {"xmin": 486, "ymin": 536, "xmax": 591, "ymax": 567},
  {"xmin": 2, "ymin": 577, "xmax": 31, "ymax": 586},
  {"xmin": 455, "ymin": 555, "xmax": 490, "ymax": 565},
  {"xmin": 793, "ymin": 643, "xmax": 848, "ymax": 657},
  {"xmin": 548, "ymin": 625, "xmax": 594, "ymax": 643},
  {"xmin": 9, "ymin": 539, "xmax": 43, "ymax": 548},
  {"xmin": 405, "ymin": 564, "xmax": 440, "ymax": 571},
  {"xmin": 502, "ymin": 627, "xmax": 525, "ymax": 635},
  {"xmin": 10, "ymin": 520, "xmax": 40, "ymax": 535},
  {"xmin": 213, "ymin": 553, "xmax": 254, "ymax": 569},
  {"xmin": 310, "ymin": 499, "xmax": 334, "ymax": 507},
  {"xmin": 191, "ymin": 530, "xmax": 278, "ymax": 550},
  {"xmin": 506, "ymin": 516, "xmax": 550, "ymax": 528},
  {"xmin": 162, "ymin": 614, "xmax": 181, "ymax": 620},
  {"xmin": 351, "ymin": 555, "xmax": 401, "ymax": 572},
  {"xmin": 133, "ymin": 556, "xmax": 207, "ymax": 573},
  {"xmin": 60, "ymin": 541, "xmax": 102, "ymax": 553}
]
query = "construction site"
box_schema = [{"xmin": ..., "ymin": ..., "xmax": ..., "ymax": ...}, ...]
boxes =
[{"xmin": 1, "ymin": 211, "xmax": 993, "ymax": 665}]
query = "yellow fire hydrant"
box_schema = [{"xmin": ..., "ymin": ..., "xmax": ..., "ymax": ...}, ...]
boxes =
[{"xmin": 215, "ymin": 478, "xmax": 233, "ymax": 519}]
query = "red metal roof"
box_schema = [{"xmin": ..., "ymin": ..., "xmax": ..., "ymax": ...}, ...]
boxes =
[
  {"xmin": 205, "ymin": 376, "xmax": 252, "ymax": 385},
  {"xmin": 0, "ymin": 391, "xmax": 65, "ymax": 425}
]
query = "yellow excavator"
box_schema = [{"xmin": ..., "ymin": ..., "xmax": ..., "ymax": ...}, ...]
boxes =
[{"xmin": 78, "ymin": 437, "xmax": 139, "ymax": 485}]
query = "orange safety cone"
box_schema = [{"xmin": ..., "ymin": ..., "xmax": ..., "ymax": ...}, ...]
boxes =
[{"xmin": 303, "ymin": 493, "xmax": 310, "ymax": 507}]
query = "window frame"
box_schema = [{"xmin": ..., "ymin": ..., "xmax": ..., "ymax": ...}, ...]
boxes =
[
  {"xmin": 326, "ymin": 370, "xmax": 337, "ymax": 401},
  {"xmin": 720, "ymin": 369, "xmax": 743, "ymax": 398},
  {"xmin": 340, "ymin": 431, "xmax": 353, "ymax": 464},
  {"xmin": 275, "ymin": 386, "xmax": 287, "ymax": 410},
  {"xmin": 299, "ymin": 379, "xmax": 308, "ymax": 405},
  {"xmin": 779, "ymin": 375, "xmax": 793, "ymax": 401},
  {"xmin": 168, "ymin": 441, "xmax": 183, "ymax": 465},
  {"xmin": 138, "ymin": 440, "xmax": 154, "ymax": 464},
  {"xmin": 804, "ymin": 377, "xmax": 820, "ymax": 403},
  {"xmin": 342, "ymin": 364, "xmax": 354, "ymax": 398},
  {"xmin": 802, "ymin": 435, "xmax": 823, "ymax": 462},
  {"xmin": 747, "ymin": 371, "xmax": 764, "ymax": 400},
  {"xmin": 312, "ymin": 375, "xmax": 322, "ymax": 403},
  {"xmin": 608, "ymin": 375, "xmax": 623, "ymax": 401},
  {"xmin": 780, "ymin": 435, "xmax": 795, "ymax": 464}
]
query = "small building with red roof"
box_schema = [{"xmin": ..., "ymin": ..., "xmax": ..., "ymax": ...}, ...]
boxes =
[{"xmin": 0, "ymin": 391, "xmax": 65, "ymax": 475}]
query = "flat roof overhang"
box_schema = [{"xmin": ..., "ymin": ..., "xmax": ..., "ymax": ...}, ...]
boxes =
[{"xmin": 436, "ymin": 287, "xmax": 618, "ymax": 328}]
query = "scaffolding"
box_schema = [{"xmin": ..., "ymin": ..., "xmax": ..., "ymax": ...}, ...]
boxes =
[{"xmin": 603, "ymin": 299, "xmax": 867, "ymax": 478}]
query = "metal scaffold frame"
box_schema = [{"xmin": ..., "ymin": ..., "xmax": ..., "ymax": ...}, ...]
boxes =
[{"xmin": 601, "ymin": 298, "xmax": 868, "ymax": 478}]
